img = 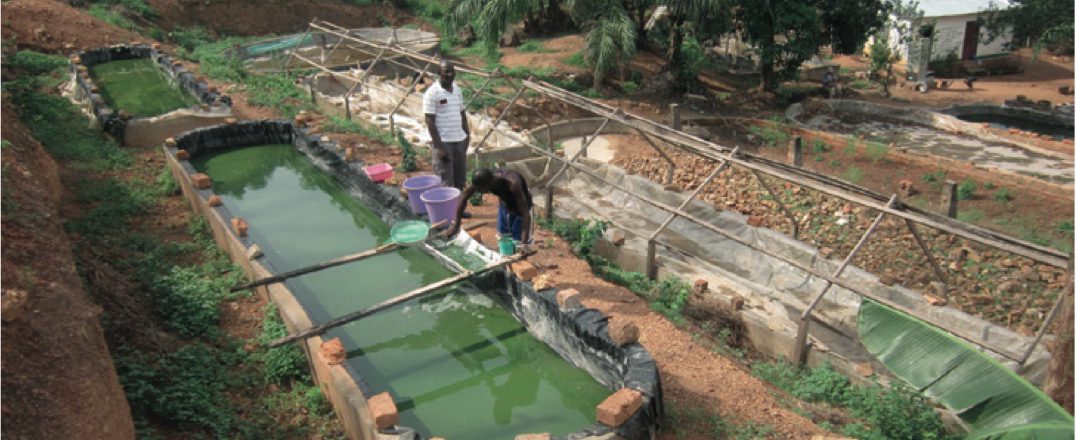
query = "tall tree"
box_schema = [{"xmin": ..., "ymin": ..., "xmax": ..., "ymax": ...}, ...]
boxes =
[
  {"xmin": 817, "ymin": 0, "xmax": 890, "ymax": 54},
  {"xmin": 446, "ymin": 0, "xmax": 635, "ymax": 88},
  {"xmin": 566, "ymin": 0, "xmax": 637, "ymax": 86},
  {"xmin": 660, "ymin": 0, "xmax": 732, "ymax": 69},
  {"xmin": 737, "ymin": 0, "xmax": 823, "ymax": 91},
  {"xmin": 980, "ymin": 0, "xmax": 1074, "ymax": 54}
]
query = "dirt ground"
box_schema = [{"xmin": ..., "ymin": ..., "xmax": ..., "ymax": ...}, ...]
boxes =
[
  {"xmin": 1, "ymin": 102, "xmax": 137, "ymax": 439},
  {"xmin": 2, "ymin": 0, "xmax": 145, "ymax": 52},
  {"xmin": 841, "ymin": 50, "xmax": 1076, "ymax": 108}
]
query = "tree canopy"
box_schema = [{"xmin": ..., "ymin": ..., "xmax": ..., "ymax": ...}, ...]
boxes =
[{"xmin": 981, "ymin": 0, "xmax": 1074, "ymax": 54}]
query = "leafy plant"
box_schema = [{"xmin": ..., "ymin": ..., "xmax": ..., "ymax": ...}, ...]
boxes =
[
  {"xmin": 171, "ymin": 26, "xmax": 213, "ymax": 52},
  {"xmin": 859, "ymin": 300, "xmax": 1073, "ymax": 439},
  {"xmin": 563, "ymin": 51, "xmax": 586, "ymax": 67},
  {"xmin": 810, "ymin": 139, "xmax": 828, "ymax": 154},
  {"xmin": 992, "ymin": 187, "xmax": 1013, "ymax": 202},
  {"xmin": 254, "ymin": 305, "xmax": 310, "ymax": 385},
  {"xmin": 841, "ymin": 166, "xmax": 864, "ymax": 183},
  {"xmin": 5, "ymin": 51, "xmax": 67, "ymax": 76},
  {"xmin": 397, "ymin": 132, "xmax": 418, "ymax": 172},
  {"xmin": 920, "ymin": 170, "xmax": 945, "ymax": 183},
  {"xmin": 864, "ymin": 141, "xmax": 888, "ymax": 163},
  {"xmin": 87, "ymin": 4, "xmax": 139, "ymax": 31},
  {"xmin": 753, "ymin": 360, "xmax": 954, "ymax": 439},
  {"xmin": 956, "ymin": 178, "xmax": 977, "ymax": 200},
  {"xmin": 156, "ymin": 168, "xmax": 180, "ymax": 196},
  {"xmin": 517, "ymin": 40, "xmax": 550, "ymax": 53},
  {"xmin": 842, "ymin": 136, "xmax": 860, "ymax": 156}
]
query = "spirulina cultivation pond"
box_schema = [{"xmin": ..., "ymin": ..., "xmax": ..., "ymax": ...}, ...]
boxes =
[
  {"xmin": 189, "ymin": 142, "xmax": 614, "ymax": 439},
  {"xmin": 90, "ymin": 57, "xmax": 200, "ymax": 117}
]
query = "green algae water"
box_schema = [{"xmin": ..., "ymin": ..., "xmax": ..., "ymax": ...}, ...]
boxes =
[
  {"xmin": 90, "ymin": 58, "xmax": 199, "ymax": 117},
  {"xmin": 192, "ymin": 144, "xmax": 608, "ymax": 439}
]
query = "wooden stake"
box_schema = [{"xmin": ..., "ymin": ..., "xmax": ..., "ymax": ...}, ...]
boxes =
[{"xmin": 265, "ymin": 254, "xmax": 524, "ymax": 348}]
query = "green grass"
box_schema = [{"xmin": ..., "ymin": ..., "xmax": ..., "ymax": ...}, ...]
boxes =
[
  {"xmin": 563, "ymin": 51, "xmax": 586, "ymax": 67},
  {"xmin": 841, "ymin": 166, "xmax": 864, "ymax": 183},
  {"xmin": 957, "ymin": 208, "xmax": 985, "ymax": 223},
  {"xmin": 87, "ymin": 4, "xmax": 139, "ymax": 31},
  {"xmin": 517, "ymin": 40, "xmax": 552, "ymax": 53},
  {"xmin": 864, "ymin": 141, "xmax": 888, "ymax": 163},
  {"xmin": 992, "ymin": 187, "xmax": 1013, "ymax": 203},
  {"xmin": 188, "ymin": 37, "xmax": 314, "ymax": 117},
  {"xmin": 956, "ymin": 178, "xmax": 977, "ymax": 201},
  {"xmin": 752, "ymin": 361, "xmax": 954, "ymax": 440}
]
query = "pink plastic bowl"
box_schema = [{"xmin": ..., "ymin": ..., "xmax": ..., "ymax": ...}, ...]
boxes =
[{"xmin": 364, "ymin": 163, "xmax": 394, "ymax": 183}]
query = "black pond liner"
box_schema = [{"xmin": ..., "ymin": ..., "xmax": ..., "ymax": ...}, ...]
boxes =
[
  {"xmin": 171, "ymin": 120, "xmax": 663, "ymax": 440},
  {"xmin": 71, "ymin": 44, "xmax": 232, "ymax": 142}
]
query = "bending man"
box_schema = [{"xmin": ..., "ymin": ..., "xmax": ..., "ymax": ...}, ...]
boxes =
[{"xmin": 446, "ymin": 168, "xmax": 533, "ymax": 251}]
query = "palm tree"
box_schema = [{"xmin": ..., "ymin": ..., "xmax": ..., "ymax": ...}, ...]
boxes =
[{"xmin": 446, "ymin": 0, "xmax": 635, "ymax": 88}]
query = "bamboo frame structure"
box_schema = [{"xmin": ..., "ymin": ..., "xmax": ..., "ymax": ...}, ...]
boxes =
[{"xmin": 273, "ymin": 19, "xmax": 1072, "ymax": 366}]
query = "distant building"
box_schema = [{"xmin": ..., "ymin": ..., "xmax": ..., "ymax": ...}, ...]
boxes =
[{"xmin": 884, "ymin": 0, "xmax": 1013, "ymax": 70}]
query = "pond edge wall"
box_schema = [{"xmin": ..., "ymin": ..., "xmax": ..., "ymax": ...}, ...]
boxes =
[
  {"xmin": 163, "ymin": 120, "xmax": 660, "ymax": 440},
  {"xmin": 68, "ymin": 44, "xmax": 233, "ymax": 147}
]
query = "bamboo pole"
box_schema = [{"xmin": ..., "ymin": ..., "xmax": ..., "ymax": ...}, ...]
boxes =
[
  {"xmin": 265, "ymin": 254, "xmax": 524, "ymax": 348},
  {"xmin": 232, "ymin": 243, "xmax": 400, "ymax": 292},
  {"xmin": 793, "ymin": 196, "xmax": 895, "ymax": 364}
]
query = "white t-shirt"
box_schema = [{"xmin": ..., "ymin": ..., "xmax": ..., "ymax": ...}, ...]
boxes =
[{"xmin": 422, "ymin": 81, "xmax": 467, "ymax": 143}]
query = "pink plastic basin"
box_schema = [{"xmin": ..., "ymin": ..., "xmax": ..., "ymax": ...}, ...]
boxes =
[{"xmin": 364, "ymin": 163, "xmax": 393, "ymax": 183}]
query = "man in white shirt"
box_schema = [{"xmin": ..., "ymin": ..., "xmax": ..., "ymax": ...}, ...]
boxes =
[{"xmin": 424, "ymin": 60, "xmax": 471, "ymax": 209}]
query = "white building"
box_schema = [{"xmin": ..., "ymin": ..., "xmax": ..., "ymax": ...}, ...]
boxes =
[{"xmin": 886, "ymin": 0, "xmax": 1012, "ymax": 69}]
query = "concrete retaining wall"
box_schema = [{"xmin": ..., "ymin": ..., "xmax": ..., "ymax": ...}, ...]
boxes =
[
  {"xmin": 786, "ymin": 99, "xmax": 1071, "ymax": 160},
  {"xmin": 504, "ymin": 152, "xmax": 1052, "ymax": 390}
]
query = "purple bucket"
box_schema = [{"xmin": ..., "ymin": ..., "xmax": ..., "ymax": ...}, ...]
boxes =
[
  {"xmin": 402, "ymin": 175, "xmax": 441, "ymax": 215},
  {"xmin": 421, "ymin": 187, "xmax": 461, "ymax": 226}
]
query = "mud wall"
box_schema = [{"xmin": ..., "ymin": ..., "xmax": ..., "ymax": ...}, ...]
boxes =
[
  {"xmin": 68, "ymin": 44, "xmax": 232, "ymax": 147},
  {"xmin": 1, "ymin": 104, "xmax": 137, "ymax": 440}
]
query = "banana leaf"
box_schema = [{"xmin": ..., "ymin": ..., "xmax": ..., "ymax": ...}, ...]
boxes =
[{"xmin": 858, "ymin": 300, "xmax": 1073, "ymax": 439}]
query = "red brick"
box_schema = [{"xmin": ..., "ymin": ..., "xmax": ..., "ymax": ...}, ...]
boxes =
[
  {"xmin": 344, "ymin": 147, "xmax": 357, "ymax": 162},
  {"xmin": 175, "ymin": 150, "xmax": 190, "ymax": 160},
  {"xmin": 207, "ymin": 195, "xmax": 222, "ymax": 207},
  {"xmin": 191, "ymin": 173, "xmax": 211, "ymax": 189},
  {"xmin": 556, "ymin": 288, "xmax": 582, "ymax": 309},
  {"xmin": 855, "ymin": 362, "xmax": 874, "ymax": 377},
  {"xmin": 231, "ymin": 217, "xmax": 249, "ymax": 237},
  {"xmin": 151, "ymin": 43, "xmax": 161, "ymax": 50},
  {"xmin": 321, "ymin": 337, "xmax": 346, "ymax": 366},
  {"xmin": 730, "ymin": 295, "xmax": 745, "ymax": 310},
  {"xmin": 924, "ymin": 294, "xmax": 947, "ymax": 306},
  {"xmin": 511, "ymin": 261, "xmax": 538, "ymax": 281},
  {"xmin": 746, "ymin": 215, "xmax": 764, "ymax": 227},
  {"xmin": 515, "ymin": 434, "xmax": 551, "ymax": 440},
  {"xmin": 367, "ymin": 392, "xmax": 399, "ymax": 430},
  {"xmin": 693, "ymin": 279, "xmax": 708, "ymax": 293},
  {"xmin": 607, "ymin": 317, "xmax": 639, "ymax": 346},
  {"xmin": 596, "ymin": 388, "xmax": 643, "ymax": 427},
  {"xmin": 609, "ymin": 229, "xmax": 626, "ymax": 246}
]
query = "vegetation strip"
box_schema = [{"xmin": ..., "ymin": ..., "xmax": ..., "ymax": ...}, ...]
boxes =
[{"xmin": 9, "ymin": 51, "xmax": 344, "ymax": 439}]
